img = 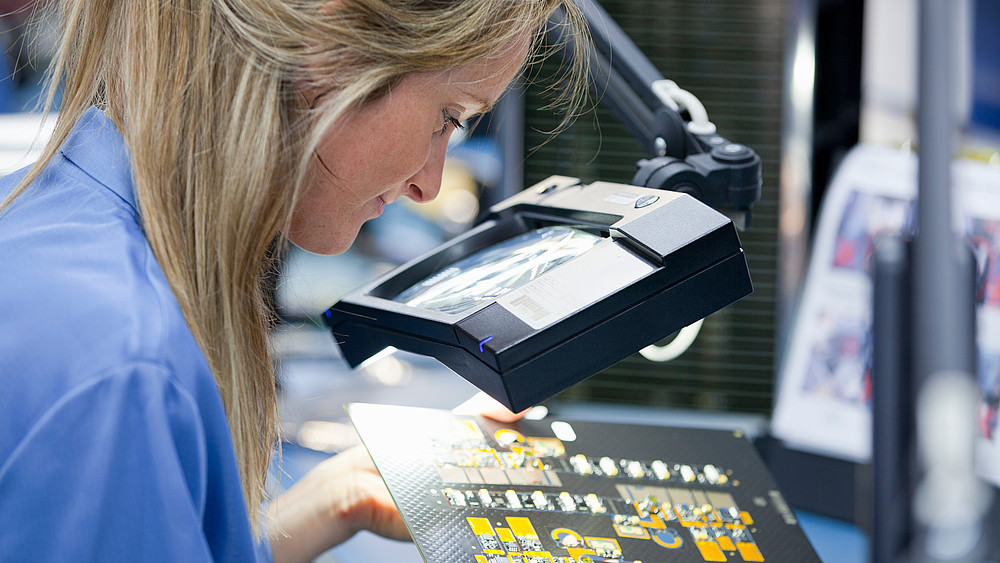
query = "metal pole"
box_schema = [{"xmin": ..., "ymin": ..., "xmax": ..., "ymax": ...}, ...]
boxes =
[
  {"xmin": 911, "ymin": 1, "xmax": 987, "ymax": 561},
  {"xmin": 912, "ymin": 1, "xmax": 966, "ymax": 377},
  {"xmin": 871, "ymin": 237, "xmax": 912, "ymax": 563}
]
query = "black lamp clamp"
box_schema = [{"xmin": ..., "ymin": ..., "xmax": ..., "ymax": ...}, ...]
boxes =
[{"xmin": 631, "ymin": 131, "xmax": 762, "ymax": 230}]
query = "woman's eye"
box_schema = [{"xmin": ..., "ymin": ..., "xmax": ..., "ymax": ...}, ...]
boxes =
[{"xmin": 440, "ymin": 110, "xmax": 465, "ymax": 135}]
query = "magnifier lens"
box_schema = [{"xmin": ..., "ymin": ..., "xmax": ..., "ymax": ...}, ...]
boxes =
[{"xmin": 394, "ymin": 226, "xmax": 602, "ymax": 314}]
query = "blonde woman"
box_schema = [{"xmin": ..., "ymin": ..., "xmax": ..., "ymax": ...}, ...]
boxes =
[{"xmin": 0, "ymin": 0, "xmax": 588, "ymax": 561}]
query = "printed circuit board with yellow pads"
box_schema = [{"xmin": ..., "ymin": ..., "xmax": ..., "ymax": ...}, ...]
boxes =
[{"xmin": 348, "ymin": 403, "xmax": 819, "ymax": 563}]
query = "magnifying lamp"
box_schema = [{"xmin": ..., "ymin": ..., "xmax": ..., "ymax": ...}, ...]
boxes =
[{"xmin": 325, "ymin": 175, "xmax": 752, "ymax": 412}]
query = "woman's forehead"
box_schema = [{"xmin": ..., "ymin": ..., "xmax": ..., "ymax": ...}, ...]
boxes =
[{"xmin": 440, "ymin": 34, "xmax": 532, "ymax": 108}]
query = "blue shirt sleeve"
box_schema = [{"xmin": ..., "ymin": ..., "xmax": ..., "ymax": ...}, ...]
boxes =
[{"xmin": 0, "ymin": 361, "xmax": 263, "ymax": 561}]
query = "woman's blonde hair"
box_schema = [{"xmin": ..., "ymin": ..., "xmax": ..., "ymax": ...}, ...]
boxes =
[{"xmin": 4, "ymin": 0, "xmax": 589, "ymax": 536}]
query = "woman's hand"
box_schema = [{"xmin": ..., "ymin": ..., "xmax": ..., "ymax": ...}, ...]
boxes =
[
  {"xmin": 267, "ymin": 392, "xmax": 527, "ymax": 562},
  {"xmin": 267, "ymin": 446, "xmax": 409, "ymax": 563},
  {"xmin": 453, "ymin": 391, "xmax": 529, "ymax": 422}
]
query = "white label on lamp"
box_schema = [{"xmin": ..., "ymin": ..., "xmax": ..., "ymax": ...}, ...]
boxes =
[
  {"xmin": 604, "ymin": 191, "xmax": 641, "ymax": 206},
  {"xmin": 497, "ymin": 240, "xmax": 654, "ymax": 330}
]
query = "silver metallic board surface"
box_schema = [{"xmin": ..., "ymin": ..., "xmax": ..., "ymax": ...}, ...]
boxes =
[{"xmin": 348, "ymin": 403, "xmax": 819, "ymax": 563}]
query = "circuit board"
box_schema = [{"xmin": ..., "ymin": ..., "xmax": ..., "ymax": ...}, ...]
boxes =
[{"xmin": 347, "ymin": 403, "xmax": 819, "ymax": 563}]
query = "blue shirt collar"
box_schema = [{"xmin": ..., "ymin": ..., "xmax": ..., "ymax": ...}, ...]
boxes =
[{"xmin": 60, "ymin": 107, "xmax": 137, "ymax": 214}]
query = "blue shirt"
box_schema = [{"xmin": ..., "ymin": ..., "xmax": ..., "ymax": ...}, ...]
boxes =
[{"xmin": 0, "ymin": 108, "xmax": 272, "ymax": 561}]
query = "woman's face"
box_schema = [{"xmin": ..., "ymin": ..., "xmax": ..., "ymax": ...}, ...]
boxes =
[{"xmin": 289, "ymin": 38, "xmax": 530, "ymax": 255}]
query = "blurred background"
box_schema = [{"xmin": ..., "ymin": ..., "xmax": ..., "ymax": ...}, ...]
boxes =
[{"xmin": 3, "ymin": 1, "xmax": 998, "ymax": 561}]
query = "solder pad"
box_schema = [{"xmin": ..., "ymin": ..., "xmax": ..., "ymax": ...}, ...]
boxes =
[{"xmin": 347, "ymin": 403, "xmax": 819, "ymax": 563}]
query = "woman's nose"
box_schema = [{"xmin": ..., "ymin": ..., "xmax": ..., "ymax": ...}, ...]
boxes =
[{"xmin": 403, "ymin": 143, "xmax": 447, "ymax": 203}]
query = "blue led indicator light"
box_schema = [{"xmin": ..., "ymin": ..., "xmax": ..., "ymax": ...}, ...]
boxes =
[
  {"xmin": 324, "ymin": 310, "xmax": 332, "ymax": 318},
  {"xmin": 478, "ymin": 336, "xmax": 494, "ymax": 353}
]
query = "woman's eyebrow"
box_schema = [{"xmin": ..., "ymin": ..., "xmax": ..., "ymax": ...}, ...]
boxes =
[{"xmin": 460, "ymin": 92, "xmax": 496, "ymax": 116}]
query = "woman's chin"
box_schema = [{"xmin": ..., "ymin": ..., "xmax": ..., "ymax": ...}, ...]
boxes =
[{"xmin": 285, "ymin": 231, "xmax": 356, "ymax": 256}]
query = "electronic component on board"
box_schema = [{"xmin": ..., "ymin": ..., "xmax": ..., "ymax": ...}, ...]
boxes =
[
  {"xmin": 703, "ymin": 463, "xmax": 725, "ymax": 485},
  {"xmin": 584, "ymin": 493, "xmax": 605, "ymax": 514},
  {"xmin": 558, "ymin": 491, "xmax": 577, "ymax": 512},
  {"xmin": 679, "ymin": 464, "xmax": 696, "ymax": 483},
  {"xmin": 651, "ymin": 460, "xmax": 670, "ymax": 480},
  {"xmin": 625, "ymin": 460, "xmax": 646, "ymax": 479},
  {"xmin": 505, "ymin": 489, "xmax": 523, "ymax": 510},
  {"xmin": 443, "ymin": 488, "xmax": 467, "ymax": 507},
  {"xmin": 598, "ymin": 456, "xmax": 619, "ymax": 477},
  {"xmin": 530, "ymin": 490, "xmax": 549, "ymax": 511},
  {"xmin": 569, "ymin": 454, "xmax": 593, "ymax": 475}
]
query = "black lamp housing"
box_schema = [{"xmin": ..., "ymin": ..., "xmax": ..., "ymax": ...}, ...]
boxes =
[{"xmin": 324, "ymin": 176, "xmax": 752, "ymax": 412}]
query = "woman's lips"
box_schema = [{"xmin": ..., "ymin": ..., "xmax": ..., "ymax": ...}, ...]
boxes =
[{"xmin": 376, "ymin": 195, "xmax": 386, "ymax": 217}]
